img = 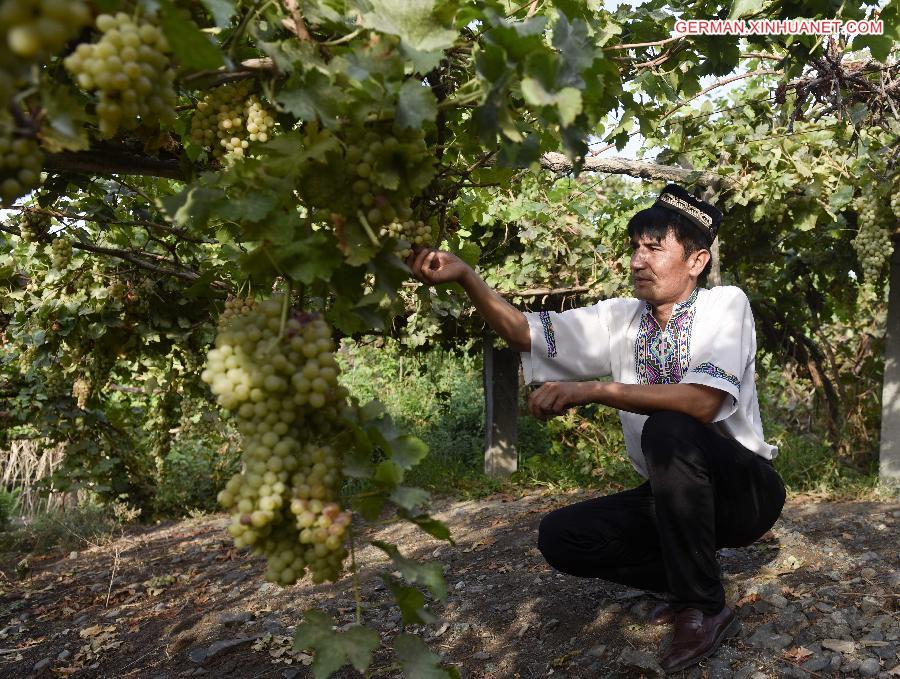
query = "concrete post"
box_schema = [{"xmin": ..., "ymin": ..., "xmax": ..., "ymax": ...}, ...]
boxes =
[
  {"xmin": 879, "ymin": 240, "xmax": 900, "ymax": 487},
  {"xmin": 483, "ymin": 337, "xmax": 519, "ymax": 477}
]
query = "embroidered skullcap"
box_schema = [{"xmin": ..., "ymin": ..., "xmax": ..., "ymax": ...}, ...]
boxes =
[{"xmin": 654, "ymin": 184, "xmax": 722, "ymax": 245}]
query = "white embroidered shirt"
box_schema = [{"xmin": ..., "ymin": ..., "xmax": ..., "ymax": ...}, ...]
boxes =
[{"xmin": 520, "ymin": 285, "xmax": 777, "ymax": 478}]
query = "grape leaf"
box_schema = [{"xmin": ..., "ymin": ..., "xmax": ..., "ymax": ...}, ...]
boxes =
[
  {"xmin": 389, "ymin": 486, "xmax": 430, "ymax": 511},
  {"xmin": 200, "ymin": 0, "xmax": 235, "ymax": 28},
  {"xmin": 396, "ymin": 80, "xmax": 438, "ymax": 129},
  {"xmin": 383, "ymin": 577, "xmax": 439, "ymax": 625},
  {"xmin": 394, "ymin": 634, "xmax": 459, "ymax": 679},
  {"xmin": 728, "ymin": 0, "xmax": 765, "ymax": 19},
  {"xmin": 360, "ymin": 0, "xmax": 458, "ymax": 53},
  {"xmin": 371, "ymin": 541, "xmax": 447, "ymax": 599},
  {"xmin": 293, "ymin": 611, "xmax": 379, "ymax": 679},
  {"xmin": 159, "ymin": 0, "xmax": 225, "ymax": 71},
  {"xmin": 390, "ymin": 436, "xmax": 429, "ymax": 470}
]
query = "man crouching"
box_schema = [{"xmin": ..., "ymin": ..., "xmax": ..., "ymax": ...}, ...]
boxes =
[{"xmin": 406, "ymin": 184, "xmax": 786, "ymax": 674}]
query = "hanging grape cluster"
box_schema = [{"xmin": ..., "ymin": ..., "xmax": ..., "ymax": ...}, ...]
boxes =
[
  {"xmin": 72, "ymin": 376, "xmax": 90, "ymax": 408},
  {"xmin": 64, "ymin": 12, "xmax": 177, "ymax": 138},
  {"xmin": 298, "ymin": 125, "xmax": 435, "ymax": 258},
  {"xmin": 0, "ymin": 130, "xmax": 43, "ymax": 205},
  {"xmin": 0, "ymin": 0, "xmax": 91, "ymax": 59},
  {"xmin": 50, "ymin": 236, "xmax": 72, "ymax": 270},
  {"xmin": 189, "ymin": 81, "xmax": 276, "ymax": 160},
  {"xmin": 852, "ymin": 197, "xmax": 893, "ymax": 282},
  {"xmin": 202, "ymin": 296, "xmax": 356, "ymax": 585},
  {"xmin": 891, "ymin": 187, "xmax": 900, "ymax": 221},
  {"xmin": 19, "ymin": 210, "xmax": 49, "ymax": 243},
  {"xmin": 380, "ymin": 218, "xmax": 431, "ymax": 259}
]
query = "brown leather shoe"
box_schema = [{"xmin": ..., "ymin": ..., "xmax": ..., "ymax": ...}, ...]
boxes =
[
  {"xmin": 649, "ymin": 602, "xmax": 675, "ymax": 625},
  {"xmin": 659, "ymin": 605, "xmax": 740, "ymax": 674}
]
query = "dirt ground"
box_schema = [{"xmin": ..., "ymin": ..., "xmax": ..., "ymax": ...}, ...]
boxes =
[{"xmin": 0, "ymin": 490, "xmax": 898, "ymax": 678}]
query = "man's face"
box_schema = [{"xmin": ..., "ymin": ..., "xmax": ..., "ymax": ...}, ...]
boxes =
[{"xmin": 630, "ymin": 229, "xmax": 698, "ymax": 304}]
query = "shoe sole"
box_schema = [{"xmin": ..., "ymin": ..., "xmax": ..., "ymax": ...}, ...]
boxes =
[{"xmin": 662, "ymin": 616, "xmax": 742, "ymax": 675}]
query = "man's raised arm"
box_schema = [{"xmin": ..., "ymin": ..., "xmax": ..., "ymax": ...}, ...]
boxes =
[{"xmin": 406, "ymin": 248, "xmax": 530, "ymax": 352}]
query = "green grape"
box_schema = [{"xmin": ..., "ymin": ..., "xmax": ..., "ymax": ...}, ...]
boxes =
[
  {"xmin": 0, "ymin": 0, "xmax": 91, "ymax": 58},
  {"xmin": 19, "ymin": 209, "xmax": 49, "ymax": 242},
  {"xmin": 203, "ymin": 296, "xmax": 355, "ymax": 586},
  {"xmin": 64, "ymin": 12, "xmax": 176, "ymax": 138},
  {"xmin": 299, "ymin": 125, "xmax": 434, "ymax": 262},
  {"xmin": 72, "ymin": 375, "xmax": 91, "ymax": 408},
  {"xmin": 50, "ymin": 236, "xmax": 72, "ymax": 270},
  {"xmin": 852, "ymin": 196, "xmax": 893, "ymax": 283},
  {"xmin": 380, "ymin": 218, "xmax": 431, "ymax": 259},
  {"xmin": 190, "ymin": 82, "xmax": 275, "ymax": 160},
  {"xmin": 0, "ymin": 132, "xmax": 44, "ymax": 205}
]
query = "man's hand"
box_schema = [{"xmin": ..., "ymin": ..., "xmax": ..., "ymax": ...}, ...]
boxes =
[
  {"xmin": 528, "ymin": 382, "xmax": 586, "ymax": 421},
  {"xmin": 406, "ymin": 248, "xmax": 471, "ymax": 286}
]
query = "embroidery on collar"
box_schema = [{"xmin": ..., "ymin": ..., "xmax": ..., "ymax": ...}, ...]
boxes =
[{"xmin": 634, "ymin": 289, "xmax": 700, "ymax": 385}]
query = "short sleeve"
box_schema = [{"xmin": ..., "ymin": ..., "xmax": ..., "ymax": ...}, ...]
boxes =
[
  {"xmin": 680, "ymin": 288, "xmax": 753, "ymax": 422},
  {"xmin": 520, "ymin": 302, "xmax": 613, "ymax": 385}
]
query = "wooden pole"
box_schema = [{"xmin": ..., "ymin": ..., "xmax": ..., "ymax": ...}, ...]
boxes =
[{"xmin": 879, "ymin": 239, "xmax": 900, "ymax": 487}]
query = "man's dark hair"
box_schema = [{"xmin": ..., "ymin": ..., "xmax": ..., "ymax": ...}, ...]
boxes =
[{"xmin": 626, "ymin": 205, "xmax": 713, "ymax": 285}]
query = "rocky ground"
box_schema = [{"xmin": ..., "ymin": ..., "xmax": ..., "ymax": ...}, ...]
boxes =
[{"xmin": 0, "ymin": 490, "xmax": 898, "ymax": 678}]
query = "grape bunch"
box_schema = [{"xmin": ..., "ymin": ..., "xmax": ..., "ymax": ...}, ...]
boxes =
[
  {"xmin": 72, "ymin": 376, "xmax": 91, "ymax": 408},
  {"xmin": 341, "ymin": 128, "xmax": 432, "ymax": 232},
  {"xmin": 202, "ymin": 297, "xmax": 355, "ymax": 585},
  {"xmin": 380, "ymin": 218, "xmax": 431, "ymax": 259},
  {"xmin": 298, "ymin": 125, "xmax": 435, "ymax": 258},
  {"xmin": 852, "ymin": 198, "xmax": 893, "ymax": 282},
  {"xmin": 107, "ymin": 280, "xmax": 127, "ymax": 301},
  {"xmin": 189, "ymin": 82, "xmax": 276, "ymax": 160},
  {"xmin": 890, "ymin": 186, "xmax": 900, "ymax": 220},
  {"xmin": 64, "ymin": 12, "xmax": 177, "ymax": 138},
  {"xmin": 218, "ymin": 294, "xmax": 255, "ymax": 330},
  {"xmin": 50, "ymin": 236, "xmax": 72, "ymax": 270},
  {"xmin": 19, "ymin": 210, "xmax": 49, "ymax": 243},
  {"xmin": 0, "ymin": 0, "xmax": 91, "ymax": 59},
  {"xmin": 0, "ymin": 132, "xmax": 44, "ymax": 205}
]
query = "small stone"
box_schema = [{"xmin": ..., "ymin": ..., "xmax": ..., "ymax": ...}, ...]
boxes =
[
  {"xmin": 586, "ymin": 644, "xmax": 606, "ymax": 658},
  {"xmin": 281, "ymin": 669, "xmax": 300, "ymax": 679},
  {"xmin": 218, "ymin": 611, "xmax": 253, "ymax": 625},
  {"xmin": 822, "ymin": 639, "xmax": 856, "ymax": 654},
  {"xmin": 842, "ymin": 658, "xmax": 861, "ymax": 673},
  {"xmin": 858, "ymin": 657, "xmax": 880, "ymax": 676},
  {"xmin": 618, "ymin": 647, "xmax": 663, "ymax": 676},
  {"xmin": 33, "ymin": 657, "xmax": 52, "ymax": 673},
  {"xmin": 802, "ymin": 654, "xmax": 830, "ymax": 672},
  {"xmin": 860, "ymin": 596, "xmax": 884, "ymax": 614},
  {"xmin": 860, "ymin": 567, "xmax": 877, "ymax": 579},
  {"xmin": 56, "ymin": 649, "xmax": 71, "ymax": 662},
  {"xmin": 747, "ymin": 624, "xmax": 792, "ymax": 651},
  {"xmin": 68, "ymin": 551, "xmax": 78, "ymax": 559},
  {"xmin": 708, "ymin": 658, "xmax": 732, "ymax": 678},
  {"xmin": 767, "ymin": 594, "xmax": 789, "ymax": 609},
  {"xmin": 858, "ymin": 551, "xmax": 879, "ymax": 563},
  {"xmin": 472, "ymin": 651, "xmax": 491, "ymax": 661}
]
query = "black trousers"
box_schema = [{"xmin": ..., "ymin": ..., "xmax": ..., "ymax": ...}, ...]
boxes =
[{"xmin": 537, "ymin": 410, "xmax": 786, "ymax": 614}]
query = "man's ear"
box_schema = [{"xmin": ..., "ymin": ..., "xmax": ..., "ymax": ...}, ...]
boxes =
[{"xmin": 690, "ymin": 249, "xmax": 711, "ymax": 276}]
